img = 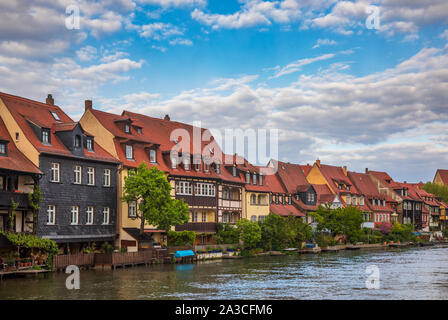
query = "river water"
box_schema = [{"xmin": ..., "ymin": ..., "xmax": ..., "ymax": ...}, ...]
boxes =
[{"xmin": 1, "ymin": 245, "xmax": 448, "ymax": 300}]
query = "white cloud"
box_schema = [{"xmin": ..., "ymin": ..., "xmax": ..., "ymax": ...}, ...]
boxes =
[
  {"xmin": 76, "ymin": 46, "xmax": 98, "ymax": 62},
  {"xmin": 269, "ymin": 53, "xmax": 335, "ymax": 78},
  {"xmin": 139, "ymin": 22, "xmax": 184, "ymax": 40},
  {"xmin": 169, "ymin": 38, "xmax": 193, "ymax": 46},
  {"xmin": 312, "ymin": 38, "xmax": 337, "ymax": 49},
  {"xmin": 137, "ymin": 0, "xmax": 206, "ymax": 8}
]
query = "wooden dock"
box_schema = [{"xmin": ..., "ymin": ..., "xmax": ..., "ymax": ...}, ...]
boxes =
[{"xmin": 0, "ymin": 269, "xmax": 49, "ymax": 280}]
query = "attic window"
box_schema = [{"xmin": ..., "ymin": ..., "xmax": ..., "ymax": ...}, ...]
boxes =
[
  {"xmin": 125, "ymin": 124, "xmax": 130, "ymax": 133},
  {"xmin": 136, "ymin": 127, "xmax": 142, "ymax": 134},
  {"xmin": 126, "ymin": 145, "xmax": 133, "ymax": 160},
  {"xmin": 0, "ymin": 143, "xmax": 6, "ymax": 155},
  {"xmin": 259, "ymin": 174, "xmax": 263, "ymax": 186},
  {"xmin": 149, "ymin": 149, "xmax": 156, "ymax": 163},
  {"xmin": 209, "ymin": 148, "xmax": 214, "ymax": 155},
  {"xmin": 216, "ymin": 163, "xmax": 221, "ymax": 174},
  {"xmin": 42, "ymin": 129, "xmax": 50, "ymax": 144},
  {"xmin": 232, "ymin": 166, "xmax": 237, "ymax": 177},
  {"xmin": 86, "ymin": 138, "xmax": 94, "ymax": 151},
  {"xmin": 74, "ymin": 135, "xmax": 81, "ymax": 148},
  {"xmin": 50, "ymin": 111, "xmax": 60, "ymax": 121}
]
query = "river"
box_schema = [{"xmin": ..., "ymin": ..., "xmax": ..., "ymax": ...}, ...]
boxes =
[{"xmin": 1, "ymin": 245, "xmax": 448, "ymax": 300}]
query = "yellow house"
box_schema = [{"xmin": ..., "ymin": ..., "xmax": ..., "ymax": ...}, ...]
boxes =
[{"xmin": 434, "ymin": 169, "xmax": 448, "ymax": 186}]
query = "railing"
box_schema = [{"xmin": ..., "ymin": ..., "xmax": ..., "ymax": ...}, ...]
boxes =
[
  {"xmin": 53, "ymin": 253, "xmax": 95, "ymax": 270},
  {"xmin": 0, "ymin": 192, "xmax": 30, "ymax": 209},
  {"xmin": 175, "ymin": 222, "xmax": 217, "ymax": 233}
]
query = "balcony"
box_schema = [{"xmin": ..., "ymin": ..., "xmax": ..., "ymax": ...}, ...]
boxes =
[
  {"xmin": 175, "ymin": 222, "xmax": 217, "ymax": 233},
  {"xmin": 0, "ymin": 191, "xmax": 31, "ymax": 210}
]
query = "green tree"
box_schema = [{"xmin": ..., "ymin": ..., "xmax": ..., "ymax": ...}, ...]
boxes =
[
  {"xmin": 422, "ymin": 182, "xmax": 448, "ymax": 203},
  {"xmin": 122, "ymin": 163, "xmax": 189, "ymax": 235},
  {"xmin": 28, "ymin": 185, "xmax": 43, "ymax": 234},
  {"xmin": 216, "ymin": 223, "xmax": 239, "ymax": 244},
  {"xmin": 236, "ymin": 219, "xmax": 261, "ymax": 249}
]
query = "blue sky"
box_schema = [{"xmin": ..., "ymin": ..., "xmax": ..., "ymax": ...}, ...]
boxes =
[{"xmin": 0, "ymin": 0, "xmax": 448, "ymax": 182}]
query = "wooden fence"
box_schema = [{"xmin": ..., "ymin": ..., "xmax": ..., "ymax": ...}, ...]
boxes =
[
  {"xmin": 94, "ymin": 250, "xmax": 154, "ymax": 269},
  {"xmin": 53, "ymin": 253, "xmax": 95, "ymax": 271}
]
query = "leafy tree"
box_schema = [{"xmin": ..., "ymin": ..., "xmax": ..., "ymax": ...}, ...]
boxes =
[
  {"xmin": 236, "ymin": 219, "xmax": 261, "ymax": 249},
  {"xmin": 422, "ymin": 182, "xmax": 448, "ymax": 203},
  {"xmin": 122, "ymin": 163, "xmax": 189, "ymax": 235},
  {"xmin": 310, "ymin": 205, "xmax": 364, "ymax": 243},
  {"xmin": 216, "ymin": 223, "xmax": 239, "ymax": 244},
  {"xmin": 167, "ymin": 230, "xmax": 196, "ymax": 246},
  {"xmin": 28, "ymin": 185, "xmax": 43, "ymax": 234}
]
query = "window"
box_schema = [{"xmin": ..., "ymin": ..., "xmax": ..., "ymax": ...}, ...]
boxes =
[
  {"xmin": 275, "ymin": 194, "xmax": 279, "ymax": 204},
  {"xmin": 204, "ymin": 163, "xmax": 210, "ymax": 172},
  {"xmin": 353, "ymin": 196, "xmax": 358, "ymax": 206},
  {"xmin": 50, "ymin": 111, "xmax": 61, "ymax": 121},
  {"xmin": 74, "ymin": 165, "xmax": 82, "ymax": 184},
  {"xmin": 195, "ymin": 162, "xmax": 201, "ymax": 171},
  {"xmin": 360, "ymin": 196, "xmax": 365, "ymax": 206},
  {"xmin": 70, "ymin": 206, "xmax": 79, "ymax": 225},
  {"xmin": 288, "ymin": 196, "xmax": 292, "ymax": 204},
  {"xmin": 103, "ymin": 169, "xmax": 111, "ymax": 187},
  {"xmin": 176, "ymin": 181, "xmax": 192, "ymax": 195},
  {"xmin": 42, "ymin": 129, "xmax": 50, "ymax": 144},
  {"xmin": 252, "ymin": 174, "xmax": 257, "ymax": 185},
  {"xmin": 245, "ymin": 172, "xmax": 250, "ymax": 184},
  {"xmin": 103, "ymin": 207, "xmax": 110, "ymax": 225},
  {"xmin": 202, "ymin": 212, "xmax": 207, "ymax": 222},
  {"xmin": 232, "ymin": 166, "xmax": 237, "ymax": 177},
  {"xmin": 74, "ymin": 135, "xmax": 81, "ymax": 148},
  {"xmin": 184, "ymin": 157, "xmax": 190, "ymax": 170},
  {"xmin": 251, "ymin": 215, "xmax": 257, "ymax": 222},
  {"xmin": 126, "ymin": 145, "xmax": 133, "ymax": 160},
  {"xmin": 250, "ymin": 194, "xmax": 256, "ymax": 204},
  {"xmin": 50, "ymin": 163, "xmax": 60, "ymax": 182},
  {"xmin": 193, "ymin": 212, "xmax": 198, "ymax": 222},
  {"xmin": 307, "ymin": 193, "xmax": 315, "ymax": 202},
  {"xmin": 47, "ymin": 205, "xmax": 55, "ymax": 225},
  {"xmin": 282, "ymin": 196, "xmax": 285, "ymax": 205},
  {"xmin": 136, "ymin": 127, "xmax": 142, "ymax": 134},
  {"xmin": 86, "ymin": 138, "xmax": 93, "ymax": 151},
  {"xmin": 259, "ymin": 174, "xmax": 263, "ymax": 186},
  {"xmin": 346, "ymin": 195, "xmax": 351, "ymax": 205},
  {"xmin": 86, "ymin": 206, "xmax": 94, "ymax": 225},
  {"xmin": 258, "ymin": 216, "xmax": 266, "ymax": 223},
  {"xmin": 172, "ymin": 156, "xmax": 177, "ymax": 169},
  {"xmin": 125, "ymin": 124, "xmax": 130, "ymax": 133},
  {"xmin": 216, "ymin": 163, "xmax": 221, "ymax": 174},
  {"xmin": 383, "ymin": 199, "xmax": 386, "ymax": 207},
  {"xmin": 195, "ymin": 183, "xmax": 215, "ymax": 197},
  {"xmin": 149, "ymin": 149, "xmax": 157, "ymax": 163},
  {"xmin": 128, "ymin": 201, "xmax": 137, "ymax": 217},
  {"xmin": 223, "ymin": 187, "xmax": 230, "ymax": 200},
  {"xmin": 87, "ymin": 167, "xmax": 95, "ymax": 185},
  {"xmin": 0, "ymin": 143, "xmax": 6, "ymax": 155}
]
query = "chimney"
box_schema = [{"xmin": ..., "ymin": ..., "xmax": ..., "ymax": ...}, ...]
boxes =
[
  {"xmin": 342, "ymin": 165, "xmax": 347, "ymax": 176},
  {"xmin": 85, "ymin": 100, "xmax": 92, "ymax": 111},
  {"xmin": 46, "ymin": 94, "xmax": 54, "ymax": 106},
  {"xmin": 164, "ymin": 114, "xmax": 170, "ymax": 121},
  {"xmin": 365, "ymin": 168, "xmax": 369, "ymax": 174},
  {"xmin": 316, "ymin": 159, "xmax": 321, "ymax": 167}
]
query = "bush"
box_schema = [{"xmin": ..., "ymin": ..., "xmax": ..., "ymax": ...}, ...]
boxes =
[
  {"xmin": 315, "ymin": 233, "xmax": 336, "ymax": 247},
  {"xmin": 167, "ymin": 230, "xmax": 196, "ymax": 246},
  {"xmin": 216, "ymin": 223, "xmax": 239, "ymax": 244},
  {"xmin": 237, "ymin": 219, "xmax": 261, "ymax": 250}
]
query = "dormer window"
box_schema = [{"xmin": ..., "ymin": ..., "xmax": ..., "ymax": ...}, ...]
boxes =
[
  {"xmin": 216, "ymin": 163, "xmax": 221, "ymax": 174},
  {"xmin": 74, "ymin": 135, "xmax": 81, "ymax": 148},
  {"xmin": 205, "ymin": 163, "xmax": 210, "ymax": 172},
  {"xmin": 372, "ymin": 199, "xmax": 376, "ymax": 206},
  {"xmin": 171, "ymin": 157, "xmax": 177, "ymax": 169},
  {"xmin": 383, "ymin": 199, "xmax": 386, "ymax": 207},
  {"xmin": 125, "ymin": 145, "xmax": 133, "ymax": 160},
  {"xmin": 252, "ymin": 174, "xmax": 257, "ymax": 185},
  {"xmin": 136, "ymin": 127, "xmax": 142, "ymax": 134},
  {"xmin": 0, "ymin": 142, "xmax": 6, "ymax": 155},
  {"xmin": 149, "ymin": 149, "xmax": 156, "ymax": 163},
  {"xmin": 86, "ymin": 138, "xmax": 93, "ymax": 151},
  {"xmin": 50, "ymin": 111, "xmax": 60, "ymax": 121},
  {"xmin": 232, "ymin": 166, "xmax": 237, "ymax": 177},
  {"xmin": 338, "ymin": 184, "xmax": 342, "ymax": 189},
  {"xmin": 346, "ymin": 185, "xmax": 350, "ymax": 191},
  {"xmin": 245, "ymin": 172, "xmax": 250, "ymax": 184},
  {"xmin": 125, "ymin": 124, "xmax": 130, "ymax": 133},
  {"xmin": 259, "ymin": 174, "xmax": 263, "ymax": 186},
  {"xmin": 184, "ymin": 157, "xmax": 190, "ymax": 171},
  {"xmin": 42, "ymin": 129, "xmax": 50, "ymax": 144},
  {"xmin": 195, "ymin": 162, "xmax": 200, "ymax": 171}
]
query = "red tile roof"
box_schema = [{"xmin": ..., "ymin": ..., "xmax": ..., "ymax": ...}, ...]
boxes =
[
  {"xmin": 300, "ymin": 164, "xmax": 312, "ymax": 177},
  {"xmin": 270, "ymin": 203, "xmax": 304, "ymax": 217},
  {"xmin": 0, "ymin": 117, "xmax": 41, "ymax": 174},
  {"xmin": 435, "ymin": 169, "xmax": 448, "ymax": 186},
  {"xmin": 317, "ymin": 163, "xmax": 359, "ymax": 195},
  {"xmin": 0, "ymin": 92, "xmax": 117, "ymax": 163},
  {"xmin": 312, "ymin": 184, "xmax": 336, "ymax": 205},
  {"xmin": 274, "ymin": 160, "xmax": 310, "ymax": 194}
]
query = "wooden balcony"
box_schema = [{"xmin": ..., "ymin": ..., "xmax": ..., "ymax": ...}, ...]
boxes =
[
  {"xmin": 175, "ymin": 222, "xmax": 217, "ymax": 233},
  {"xmin": 0, "ymin": 191, "xmax": 31, "ymax": 210}
]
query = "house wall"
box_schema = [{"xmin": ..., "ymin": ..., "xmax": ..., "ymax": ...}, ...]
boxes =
[
  {"xmin": 306, "ymin": 165, "xmax": 335, "ymax": 194},
  {"xmin": 37, "ymin": 154, "xmax": 118, "ymax": 243},
  {"xmin": 245, "ymin": 191, "xmax": 269, "ymax": 222}
]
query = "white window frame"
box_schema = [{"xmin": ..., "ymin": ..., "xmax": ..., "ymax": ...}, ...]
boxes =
[
  {"xmin": 126, "ymin": 145, "xmax": 133, "ymax": 160},
  {"xmin": 42, "ymin": 129, "xmax": 50, "ymax": 144},
  {"xmin": 176, "ymin": 181, "xmax": 192, "ymax": 195},
  {"xmin": 195, "ymin": 183, "xmax": 215, "ymax": 197},
  {"xmin": 74, "ymin": 165, "xmax": 82, "ymax": 184},
  {"xmin": 86, "ymin": 138, "xmax": 93, "ymax": 151},
  {"xmin": 50, "ymin": 163, "xmax": 60, "ymax": 182},
  {"xmin": 103, "ymin": 169, "xmax": 111, "ymax": 187},
  {"xmin": 184, "ymin": 157, "xmax": 190, "ymax": 170},
  {"xmin": 129, "ymin": 201, "xmax": 137, "ymax": 217},
  {"xmin": 47, "ymin": 205, "xmax": 55, "ymax": 225},
  {"xmin": 86, "ymin": 206, "xmax": 94, "ymax": 225},
  {"xmin": 102, "ymin": 207, "xmax": 110, "ymax": 225},
  {"xmin": 252, "ymin": 174, "xmax": 257, "ymax": 185},
  {"xmin": 125, "ymin": 124, "xmax": 130, "ymax": 133},
  {"xmin": 87, "ymin": 167, "xmax": 95, "ymax": 185},
  {"xmin": 149, "ymin": 149, "xmax": 157, "ymax": 163},
  {"xmin": 346, "ymin": 195, "xmax": 351, "ymax": 205},
  {"xmin": 202, "ymin": 212, "xmax": 207, "ymax": 222},
  {"xmin": 360, "ymin": 196, "xmax": 365, "ymax": 206},
  {"xmin": 70, "ymin": 206, "xmax": 79, "ymax": 225}
]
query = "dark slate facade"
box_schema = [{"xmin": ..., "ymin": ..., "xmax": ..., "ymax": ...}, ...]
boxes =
[{"xmin": 37, "ymin": 153, "xmax": 118, "ymax": 244}]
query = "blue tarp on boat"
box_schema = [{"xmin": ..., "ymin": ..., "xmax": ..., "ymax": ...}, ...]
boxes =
[{"xmin": 174, "ymin": 250, "xmax": 195, "ymax": 258}]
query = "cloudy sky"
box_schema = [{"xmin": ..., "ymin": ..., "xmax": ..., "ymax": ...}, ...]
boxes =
[{"xmin": 0, "ymin": 0, "xmax": 447, "ymax": 182}]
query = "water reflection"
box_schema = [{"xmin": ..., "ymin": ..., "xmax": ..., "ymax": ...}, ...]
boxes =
[{"xmin": 1, "ymin": 246, "xmax": 448, "ymax": 299}]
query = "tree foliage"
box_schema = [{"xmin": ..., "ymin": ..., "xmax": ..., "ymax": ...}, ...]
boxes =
[
  {"xmin": 422, "ymin": 182, "xmax": 448, "ymax": 203},
  {"xmin": 236, "ymin": 219, "xmax": 261, "ymax": 249},
  {"xmin": 216, "ymin": 223, "xmax": 239, "ymax": 244},
  {"xmin": 122, "ymin": 163, "xmax": 189, "ymax": 234},
  {"xmin": 310, "ymin": 205, "xmax": 364, "ymax": 243},
  {"xmin": 167, "ymin": 230, "xmax": 196, "ymax": 246}
]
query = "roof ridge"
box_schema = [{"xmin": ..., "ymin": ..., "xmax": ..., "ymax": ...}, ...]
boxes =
[{"xmin": 0, "ymin": 91, "xmax": 61, "ymax": 110}]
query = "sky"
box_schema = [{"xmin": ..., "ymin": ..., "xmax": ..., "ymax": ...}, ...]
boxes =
[{"xmin": 0, "ymin": 0, "xmax": 447, "ymax": 183}]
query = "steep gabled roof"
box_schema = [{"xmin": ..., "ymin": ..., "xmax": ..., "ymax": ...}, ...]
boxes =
[
  {"xmin": 0, "ymin": 92, "xmax": 117, "ymax": 163},
  {"xmin": 0, "ymin": 117, "xmax": 41, "ymax": 174},
  {"xmin": 317, "ymin": 163, "xmax": 359, "ymax": 195},
  {"xmin": 435, "ymin": 169, "xmax": 448, "ymax": 186},
  {"xmin": 274, "ymin": 160, "xmax": 310, "ymax": 194}
]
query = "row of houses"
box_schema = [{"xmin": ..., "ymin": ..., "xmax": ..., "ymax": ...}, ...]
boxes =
[{"xmin": 0, "ymin": 91, "xmax": 447, "ymax": 254}]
